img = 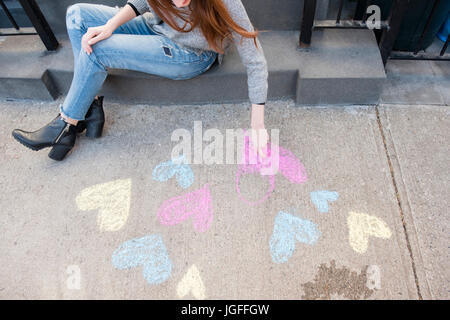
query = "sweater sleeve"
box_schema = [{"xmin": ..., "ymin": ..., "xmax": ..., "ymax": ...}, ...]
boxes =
[
  {"xmin": 222, "ymin": 0, "xmax": 268, "ymax": 105},
  {"xmin": 126, "ymin": 0, "xmax": 151, "ymax": 16}
]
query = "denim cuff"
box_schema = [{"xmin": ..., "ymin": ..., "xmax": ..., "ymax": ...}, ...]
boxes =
[{"xmin": 59, "ymin": 104, "xmax": 84, "ymax": 121}]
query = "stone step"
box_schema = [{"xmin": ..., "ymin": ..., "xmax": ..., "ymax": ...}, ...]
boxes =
[{"xmin": 0, "ymin": 28, "xmax": 386, "ymax": 106}]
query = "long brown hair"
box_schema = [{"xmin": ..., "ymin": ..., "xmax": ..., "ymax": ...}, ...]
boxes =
[{"xmin": 146, "ymin": 0, "xmax": 259, "ymax": 54}]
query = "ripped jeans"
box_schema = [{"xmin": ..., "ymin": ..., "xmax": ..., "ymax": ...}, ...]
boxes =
[{"xmin": 61, "ymin": 3, "xmax": 218, "ymax": 120}]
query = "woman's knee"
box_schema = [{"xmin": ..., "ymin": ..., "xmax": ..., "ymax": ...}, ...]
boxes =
[
  {"xmin": 66, "ymin": 3, "xmax": 93, "ymax": 30},
  {"xmin": 66, "ymin": 3, "xmax": 83, "ymax": 30}
]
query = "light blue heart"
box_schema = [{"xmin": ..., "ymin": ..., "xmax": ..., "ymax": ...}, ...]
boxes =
[
  {"xmin": 152, "ymin": 155, "xmax": 194, "ymax": 189},
  {"xmin": 112, "ymin": 234, "xmax": 172, "ymax": 284},
  {"xmin": 310, "ymin": 190, "xmax": 339, "ymax": 213},
  {"xmin": 270, "ymin": 211, "xmax": 321, "ymax": 264}
]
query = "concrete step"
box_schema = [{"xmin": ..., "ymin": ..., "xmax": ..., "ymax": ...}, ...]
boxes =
[
  {"xmin": 0, "ymin": 34, "xmax": 58, "ymax": 100},
  {"xmin": 0, "ymin": 28, "xmax": 386, "ymax": 106}
]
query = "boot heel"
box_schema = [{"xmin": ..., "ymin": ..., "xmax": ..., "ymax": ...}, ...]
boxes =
[
  {"xmin": 76, "ymin": 121, "xmax": 87, "ymax": 133},
  {"xmin": 48, "ymin": 144, "xmax": 73, "ymax": 161},
  {"xmin": 85, "ymin": 121, "xmax": 104, "ymax": 138},
  {"xmin": 76, "ymin": 122, "xmax": 86, "ymax": 133}
]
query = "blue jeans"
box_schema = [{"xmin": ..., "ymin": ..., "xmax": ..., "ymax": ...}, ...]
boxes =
[{"xmin": 60, "ymin": 2, "xmax": 218, "ymax": 120}]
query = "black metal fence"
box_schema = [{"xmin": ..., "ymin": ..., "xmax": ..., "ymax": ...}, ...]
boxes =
[
  {"xmin": 300, "ymin": 0, "xmax": 450, "ymax": 65},
  {"xmin": 0, "ymin": 0, "xmax": 58, "ymax": 50}
]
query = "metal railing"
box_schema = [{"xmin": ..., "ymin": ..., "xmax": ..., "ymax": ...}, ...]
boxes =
[
  {"xmin": 299, "ymin": 0, "xmax": 450, "ymax": 65},
  {"xmin": 0, "ymin": 0, "xmax": 58, "ymax": 51}
]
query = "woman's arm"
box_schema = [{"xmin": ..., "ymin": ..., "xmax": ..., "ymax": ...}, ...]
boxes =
[
  {"xmin": 126, "ymin": 1, "xmax": 163, "ymax": 26},
  {"xmin": 224, "ymin": 0, "xmax": 269, "ymax": 106},
  {"xmin": 126, "ymin": 0, "xmax": 152, "ymax": 16},
  {"xmin": 106, "ymin": 3, "xmax": 140, "ymax": 30},
  {"xmin": 251, "ymin": 103, "xmax": 269, "ymax": 161},
  {"xmin": 251, "ymin": 104, "xmax": 265, "ymax": 128},
  {"xmin": 83, "ymin": 4, "xmax": 137, "ymax": 54},
  {"xmin": 223, "ymin": 0, "xmax": 269, "ymax": 158}
]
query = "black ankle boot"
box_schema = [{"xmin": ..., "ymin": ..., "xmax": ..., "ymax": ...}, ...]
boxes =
[
  {"xmin": 76, "ymin": 95, "xmax": 105, "ymax": 138},
  {"xmin": 12, "ymin": 114, "xmax": 77, "ymax": 161}
]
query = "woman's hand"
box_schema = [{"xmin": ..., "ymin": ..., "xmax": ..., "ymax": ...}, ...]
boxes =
[
  {"xmin": 250, "ymin": 123, "xmax": 269, "ymax": 162},
  {"xmin": 81, "ymin": 24, "xmax": 114, "ymax": 55},
  {"xmin": 250, "ymin": 103, "xmax": 269, "ymax": 162}
]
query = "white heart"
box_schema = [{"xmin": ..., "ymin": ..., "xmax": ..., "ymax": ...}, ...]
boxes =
[
  {"xmin": 176, "ymin": 265, "xmax": 206, "ymax": 300},
  {"xmin": 347, "ymin": 212, "xmax": 392, "ymax": 254},
  {"xmin": 76, "ymin": 178, "xmax": 131, "ymax": 232}
]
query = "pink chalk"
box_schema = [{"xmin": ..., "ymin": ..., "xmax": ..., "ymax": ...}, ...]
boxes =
[
  {"xmin": 235, "ymin": 165, "xmax": 276, "ymax": 206},
  {"xmin": 235, "ymin": 131, "xmax": 308, "ymax": 205},
  {"xmin": 157, "ymin": 184, "xmax": 213, "ymax": 233},
  {"xmin": 241, "ymin": 131, "xmax": 307, "ymax": 183},
  {"xmin": 235, "ymin": 133, "xmax": 275, "ymax": 206},
  {"xmin": 277, "ymin": 145, "xmax": 308, "ymax": 184}
]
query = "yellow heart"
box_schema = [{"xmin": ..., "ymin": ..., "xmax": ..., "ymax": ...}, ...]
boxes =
[
  {"xmin": 347, "ymin": 211, "xmax": 392, "ymax": 254},
  {"xmin": 76, "ymin": 178, "xmax": 131, "ymax": 232},
  {"xmin": 177, "ymin": 265, "xmax": 206, "ymax": 300}
]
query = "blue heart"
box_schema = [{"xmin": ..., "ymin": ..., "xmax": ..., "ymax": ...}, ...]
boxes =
[
  {"xmin": 270, "ymin": 211, "xmax": 321, "ymax": 264},
  {"xmin": 152, "ymin": 155, "xmax": 194, "ymax": 189},
  {"xmin": 112, "ymin": 234, "xmax": 172, "ymax": 284},
  {"xmin": 310, "ymin": 190, "xmax": 339, "ymax": 213}
]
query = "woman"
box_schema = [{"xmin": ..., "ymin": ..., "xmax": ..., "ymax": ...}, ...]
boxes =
[{"xmin": 12, "ymin": 0, "xmax": 269, "ymax": 161}]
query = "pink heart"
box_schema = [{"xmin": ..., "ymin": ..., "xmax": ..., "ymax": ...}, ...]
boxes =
[
  {"xmin": 242, "ymin": 131, "xmax": 308, "ymax": 183},
  {"xmin": 277, "ymin": 145, "xmax": 308, "ymax": 184},
  {"xmin": 157, "ymin": 184, "xmax": 213, "ymax": 233},
  {"xmin": 235, "ymin": 131, "xmax": 308, "ymax": 206},
  {"xmin": 235, "ymin": 133, "xmax": 275, "ymax": 206},
  {"xmin": 235, "ymin": 161, "xmax": 276, "ymax": 206}
]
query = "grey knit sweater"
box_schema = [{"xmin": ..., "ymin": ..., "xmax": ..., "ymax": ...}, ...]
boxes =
[{"xmin": 126, "ymin": 0, "xmax": 268, "ymax": 105}]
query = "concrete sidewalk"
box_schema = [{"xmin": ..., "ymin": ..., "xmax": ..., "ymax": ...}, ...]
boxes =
[{"xmin": 0, "ymin": 98, "xmax": 448, "ymax": 299}]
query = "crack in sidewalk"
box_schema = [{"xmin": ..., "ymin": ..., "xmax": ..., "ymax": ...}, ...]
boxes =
[{"xmin": 375, "ymin": 105, "xmax": 423, "ymax": 300}]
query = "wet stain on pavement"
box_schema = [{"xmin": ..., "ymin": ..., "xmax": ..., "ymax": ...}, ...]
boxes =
[{"xmin": 301, "ymin": 260, "xmax": 375, "ymax": 300}]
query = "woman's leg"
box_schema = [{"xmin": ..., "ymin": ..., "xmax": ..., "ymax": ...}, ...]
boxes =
[
  {"xmin": 61, "ymin": 3, "xmax": 217, "ymax": 122},
  {"xmin": 66, "ymin": 3, "xmax": 152, "ymax": 69},
  {"xmin": 61, "ymin": 3, "xmax": 155, "ymax": 121}
]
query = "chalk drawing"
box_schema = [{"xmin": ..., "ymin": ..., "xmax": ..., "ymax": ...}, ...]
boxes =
[
  {"xmin": 157, "ymin": 184, "xmax": 213, "ymax": 233},
  {"xmin": 236, "ymin": 132, "xmax": 307, "ymax": 206},
  {"xmin": 177, "ymin": 264, "xmax": 206, "ymax": 300},
  {"xmin": 235, "ymin": 158, "xmax": 276, "ymax": 206},
  {"xmin": 241, "ymin": 130, "xmax": 308, "ymax": 183},
  {"xmin": 277, "ymin": 146, "xmax": 308, "ymax": 184},
  {"xmin": 236, "ymin": 131, "xmax": 275, "ymax": 206},
  {"xmin": 269, "ymin": 211, "xmax": 321, "ymax": 263},
  {"xmin": 152, "ymin": 155, "xmax": 194, "ymax": 189},
  {"xmin": 75, "ymin": 178, "xmax": 131, "ymax": 232},
  {"xmin": 246, "ymin": 132, "xmax": 307, "ymax": 183},
  {"xmin": 111, "ymin": 234, "xmax": 172, "ymax": 285},
  {"xmin": 310, "ymin": 190, "xmax": 339, "ymax": 213},
  {"xmin": 347, "ymin": 211, "xmax": 392, "ymax": 254}
]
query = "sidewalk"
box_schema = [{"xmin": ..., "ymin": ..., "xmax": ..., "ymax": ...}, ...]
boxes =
[{"xmin": 0, "ymin": 98, "xmax": 448, "ymax": 299}]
